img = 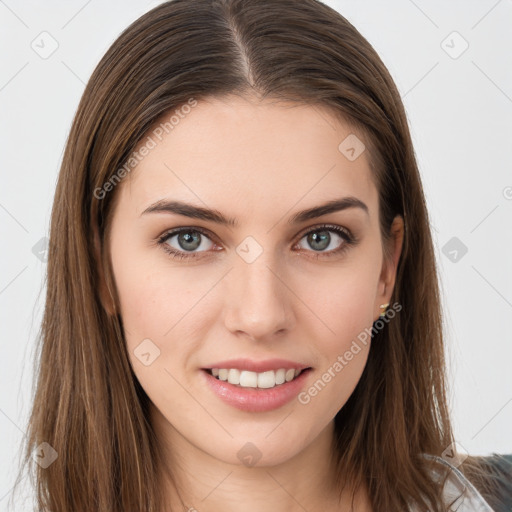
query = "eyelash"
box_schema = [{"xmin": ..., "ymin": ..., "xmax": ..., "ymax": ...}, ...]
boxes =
[{"xmin": 156, "ymin": 223, "xmax": 357, "ymax": 261}]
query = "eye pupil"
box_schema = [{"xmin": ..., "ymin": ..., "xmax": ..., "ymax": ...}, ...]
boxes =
[
  {"xmin": 308, "ymin": 231, "xmax": 330, "ymax": 251},
  {"xmin": 178, "ymin": 231, "xmax": 201, "ymax": 251}
]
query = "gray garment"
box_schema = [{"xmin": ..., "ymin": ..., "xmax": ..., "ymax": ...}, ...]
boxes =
[{"xmin": 409, "ymin": 454, "xmax": 495, "ymax": 511}]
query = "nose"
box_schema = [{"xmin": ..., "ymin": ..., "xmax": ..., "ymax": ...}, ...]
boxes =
[{"xmin": 223, "ymin": 251, "xmax": 295, "ymax": 341}]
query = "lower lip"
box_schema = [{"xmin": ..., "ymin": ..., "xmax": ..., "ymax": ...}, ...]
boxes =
[{"xmin": 201, "ymin": 369, "xmax": 312, "ymax": 412}]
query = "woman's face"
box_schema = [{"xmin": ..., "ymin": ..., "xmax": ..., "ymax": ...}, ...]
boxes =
[{"xmin": 107, "ymin": 94, "xmax": 402, "ymax": 468}]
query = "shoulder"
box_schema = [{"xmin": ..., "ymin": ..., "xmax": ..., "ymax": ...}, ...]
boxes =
[
  {"xmin": 411, "ymin": 453, "xmax": 512, "ymax": 511},
  {"xmin": 464, "ymin": 453, "xmax": 512, "ymax": 512},
  {"xmin": 421, "ymin": 453, "xmax": 496, "ymax": 511}
]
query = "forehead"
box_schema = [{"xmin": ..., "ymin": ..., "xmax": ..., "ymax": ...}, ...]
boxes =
[{"xmin": 119, "ymin": 95, "xmax": 378, "ymax": 221}]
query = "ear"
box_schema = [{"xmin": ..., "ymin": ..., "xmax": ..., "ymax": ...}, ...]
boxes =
[
  {"xmin": 375, "ymin": 215, "xmax": 404, "ymax": 321},
  {"xmin": 93, "ymin": 226, "xmax": 116, "ymax": 317}
]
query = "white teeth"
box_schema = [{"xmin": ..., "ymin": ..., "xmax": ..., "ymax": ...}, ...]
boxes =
[
  {"xmin": 239, "ymin": 370, "xmax": 258, "ymax": 387},
  {"xmin": 285, "ymin": 369, "xmax": 295, "ymax": 382},
  {"xmin": 275, "ymin": 368, "xmax": 285, "ymax": 385},
  {"xmin": 257, "ymin": 371, "xmax": 275, "ymax": 389},
  {"xmin": 209, "ymin": 367, "xmax": 306, "ymax": 389},
  {"xmin": 227, "ymin": 368, "xmax": 240, "ymax": 385}
]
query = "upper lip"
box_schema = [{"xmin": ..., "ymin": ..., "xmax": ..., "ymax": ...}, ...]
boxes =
[{"xmin": 202, "ymin": 358, "xmax": 311, "ymax": 373}]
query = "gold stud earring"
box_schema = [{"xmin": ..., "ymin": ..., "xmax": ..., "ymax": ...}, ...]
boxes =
[{"xmin": 379, "ymin": 303, "xmax": 389, "ymax": 318}]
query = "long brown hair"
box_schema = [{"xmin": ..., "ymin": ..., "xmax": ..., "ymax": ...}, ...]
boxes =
[{"xmin": 12, "ymin": 0, "xmax": 497, "ymax": 510}]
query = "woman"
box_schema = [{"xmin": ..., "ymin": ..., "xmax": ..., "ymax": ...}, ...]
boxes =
[{"xmin": 14, "ymin": 0, "xmax": 511, "ymax": 510}]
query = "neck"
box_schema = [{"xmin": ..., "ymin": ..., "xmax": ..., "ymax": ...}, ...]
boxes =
[{"xmin": 150, "ymin": 404, "xmax": 371, "ymax": 512}]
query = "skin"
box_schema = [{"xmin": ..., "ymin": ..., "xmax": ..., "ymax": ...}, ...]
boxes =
[{"xmin": 102, "ymin": 94, "xmax": 404, "ymax": 511}]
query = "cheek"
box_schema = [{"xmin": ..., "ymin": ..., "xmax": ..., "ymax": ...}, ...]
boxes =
[
  {"xmin": 299, "ymin": 348, "xmax": 369, "ymax": 425},
  {"xmin": 110, "ymin": 237, "xmax": 189, "ymax": 339},
  {"xmin": 294, "ymin": 259, "xmax": 379, "ymax": 347},
  {"xmin": 291, "ymin": 260, "xmax": 378, "ymax": 412},
  {"xmin": 111, "ymin": 256, "xmax": 206, "ymax": 404},
  {"xmin": 110, "ymin": 244, "xmax": 220, "ymax": 376},
  {"xmin": 297, "ymin": 283, "xmax": 374, "ymax": 418},
  {"xmin": 112, "ymin": 259, "xmax": 164, "ymax": 343}
]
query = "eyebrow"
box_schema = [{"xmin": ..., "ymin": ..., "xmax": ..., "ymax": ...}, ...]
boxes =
[{"xmin": 140, "ymin": 196, "xmax": 369, "ymax": 227}]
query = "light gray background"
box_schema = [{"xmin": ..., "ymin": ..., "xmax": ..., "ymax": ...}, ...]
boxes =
[{"xmin": 1, "ymin": 0, "xmax": 511, "ymax": 509}]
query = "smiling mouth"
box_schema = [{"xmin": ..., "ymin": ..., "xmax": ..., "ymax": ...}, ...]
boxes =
[{"xmin": 204, "ymin": 367, "xmax": 312, "ymax": 389}]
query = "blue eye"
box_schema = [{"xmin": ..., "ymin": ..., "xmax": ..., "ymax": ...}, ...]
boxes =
[
  {"xmin": 296, "ymin": 225, "xmax": 354, "ymax": 255},
  {"xmin": 157, "ymin": 224, "xmax": 356, "ymax": 260},
  {"xmin": 157, "ymin": 227, "xmax": 216, "ymax": 259}
]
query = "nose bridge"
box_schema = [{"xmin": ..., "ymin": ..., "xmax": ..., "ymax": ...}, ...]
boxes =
[{"xmin": 224, "ymin": 242, "xmax": 292, "ymax": 339}]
